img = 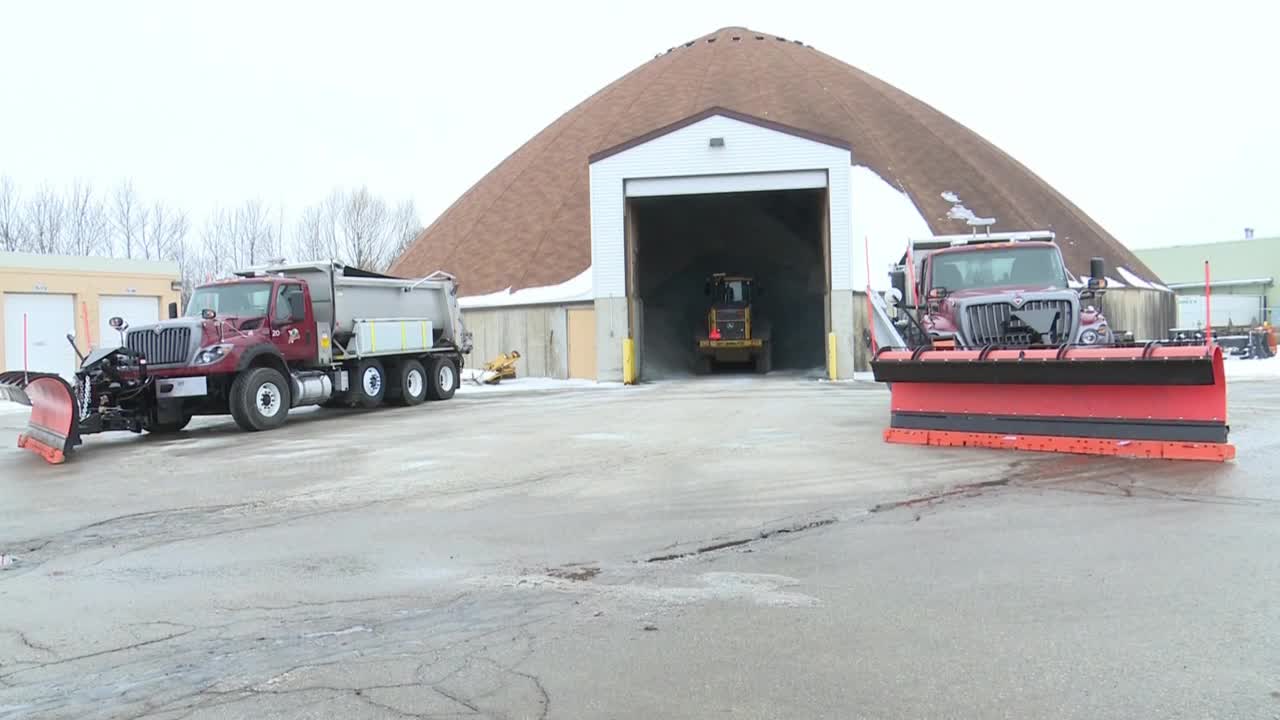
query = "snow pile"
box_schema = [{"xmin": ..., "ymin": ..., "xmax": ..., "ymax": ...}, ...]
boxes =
[
  {"xmin": 849, "ymin": 166, "xmax": 933, "ymax": 291},
  {"xmin": 1117, "ymin": 267, "xmax": 1155, "ymax": 290},
  {"xmin": 457, "ymin": 368, "xmax": 613, "ymax": 394},
  {"xmin": 459, "ymin": 267, "xmax": 592, "ymax": 309},
  {"xmin": 1224, "ymin": 354, "xmax": 1280, "ymax": 382}
]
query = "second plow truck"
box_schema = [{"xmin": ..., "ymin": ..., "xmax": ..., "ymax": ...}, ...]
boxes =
[
  {"xmin": 0, "ymin": 261, "xmax": 472, "ymax": 464},
  {"xmin": 869, "ymin": 231, "xmax": 1234, "ymax": 462}
]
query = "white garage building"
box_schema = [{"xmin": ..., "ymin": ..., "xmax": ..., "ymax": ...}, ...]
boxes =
[{"xmin": 0, "ymin": 252, "xmax": 181, "ymax": 380}]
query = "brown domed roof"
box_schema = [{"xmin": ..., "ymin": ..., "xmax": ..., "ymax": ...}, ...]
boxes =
[{"xmin": 393, "ymin": 26, "xmax": 1157, "ymax": 294}]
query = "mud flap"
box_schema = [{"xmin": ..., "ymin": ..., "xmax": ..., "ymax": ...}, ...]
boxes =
[
  {"xmin": 870, "ymin": 344, "xmax": 1234, "ymax": 462},
  {"xmin": 0, "ymin": 371, "xmax": 80, "ymax": 464}
]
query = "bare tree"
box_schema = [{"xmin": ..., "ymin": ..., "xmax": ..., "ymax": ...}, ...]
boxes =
[
  {"xmin": 142, "ymin": 201, "xmax": 188, "ymax": 261},
  {"xmin": 25, "ymin": 185, "xmax": 67, "ymax": 254},
  {"xmin": 0, "ymin": 177, "xmax": 25, "ymax": 252},
  {"xmin": 111, "ymin": 180, "xmax": 143, "ymax": 258},
  {"xmin": 234, "ymin": 199, "xmax": 280, "ymax": 266},
  {"xmin": 338, "ymin": 187, "xmax": 391, "ymax": 270},
  {"xmin": 65, "ymin": 181, "xmax": 110, "ymax": 256},
  {"xmin": 389, "ymin": 199, "xmax": 422, "ymax": 265},
  {"xmin": 293, "ymin": 201, "xmax": 336, "ymax": 262}
]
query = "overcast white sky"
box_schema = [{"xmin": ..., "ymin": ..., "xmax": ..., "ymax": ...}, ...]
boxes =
[{"xmin": 2, "ymin": 0, "xmax": 1276, "ymax": 249}]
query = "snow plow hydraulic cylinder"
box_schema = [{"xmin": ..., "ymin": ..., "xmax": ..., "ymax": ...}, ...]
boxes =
[
  {"xmin": 870, "ymin": 344, "xmax": 1234, "ymax": 462},
  {"xmin": 0, "ymin": 371, "xmax": 80, "ymax": 464}
]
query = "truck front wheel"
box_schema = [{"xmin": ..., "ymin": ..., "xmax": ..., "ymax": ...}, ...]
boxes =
[
  {"xmin": 229, "ymin": 367, "xmax": 291, "ymax": 432},
  {"xmin": 426, "ymin": 357, "xmax": 458, "ymax": 401}
]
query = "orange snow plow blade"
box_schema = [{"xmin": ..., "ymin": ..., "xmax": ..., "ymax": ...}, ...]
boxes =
[
  {"xmin": 871, "ymin": 344, "xmax": 1234, "ymax": 462},
  {"xmin": 0, "ymin": 371, "xmax": 80, "ymax": 464}
]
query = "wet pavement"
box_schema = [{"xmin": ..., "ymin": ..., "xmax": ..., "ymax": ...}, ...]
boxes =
[{"xmin": 0, "ymin": 376, "xmax": 1276, "ymax": 719}]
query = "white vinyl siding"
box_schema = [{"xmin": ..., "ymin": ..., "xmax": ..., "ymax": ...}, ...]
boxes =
[{"xmin": 589, "ymin": 114, "xmax": 854, "ymax": 298}]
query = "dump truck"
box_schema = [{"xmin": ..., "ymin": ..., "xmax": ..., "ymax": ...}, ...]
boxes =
[
  {"xmin": 869, "ymin": 231, "xmax": 1234, "ymax": 462},
  {"xmin": 696, "ymin": 273, "xmax": 771, "ymax": 374},
  {"xmin": 0, "ymin": 261, "xmax": 472, "ymax": 464}
]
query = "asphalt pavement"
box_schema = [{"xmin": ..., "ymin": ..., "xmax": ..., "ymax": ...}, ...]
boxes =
[{"xmin": 0, "ymin": 375, "xmax": 1276, "ymax": 719}]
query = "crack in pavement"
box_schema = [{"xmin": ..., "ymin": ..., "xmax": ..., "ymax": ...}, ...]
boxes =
[{"xmin": 646, "ymin": 517, "xmax": 839, "ymax": 563}]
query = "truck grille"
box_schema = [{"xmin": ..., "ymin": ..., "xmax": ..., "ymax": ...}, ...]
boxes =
[
  {"xmin": 964, "ymin": 300, "xmax": 1074, "ymax": 346},
  {"xmin": 126, "ymin": 327, "xmax": 192, "ymax": 365}
]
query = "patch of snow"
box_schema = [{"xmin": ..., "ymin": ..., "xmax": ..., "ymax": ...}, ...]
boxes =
[
  {"xmin": 1117, "ymin": 266, "xmax": 1155, "ymax": 289},
  {"xmin": 459, "ymin": 267, "xmax": 592, "ymax": 309},
  {"xmin": 303, "ymin": 625, "xmax": 371, "ymax": 639},
  {"xmin": 457, "ymin": 368, "xmax": 613, "ymax": 394},
  {"xmin": 1153, "ymin": 282, "xmax": 1171, "ymax": 292},
  {"xmin": 850, "ymin": 166, "xmax": 934, "ymax": 290},
  {"xmin": 573, "ymin": 432, "xmax": 626, "ymax": 441},
  {"xmin": 1224, "ymin": 354, "xmax": 1280, "ymax": 382},
  {"xmin": 0, "ymin": 401, "xmax": 29, "ymax": 416},
  {"xmin": 1105, "ymin": 276, "xmax": 1126, "ymax": 288}
]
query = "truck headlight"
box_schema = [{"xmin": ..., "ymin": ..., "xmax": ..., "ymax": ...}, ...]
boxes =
[
  {"xmin": 193, "ymin": 344, "xmax": 232, "ymax": 365},
  {"xmin": 1080, "ymin": 329, "xmax": 1099, "ymax": 344}
]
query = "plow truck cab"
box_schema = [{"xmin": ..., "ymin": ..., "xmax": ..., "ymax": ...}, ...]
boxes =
[
  {"xmin": 695, "ymin": 273, "xmax": 771, "ymax": 374},
  {"xmin": 888, "ymin": 231, "xmax": 1111, "ymax": 350},
  {"xmin": 0, "ymin": 261, "xmax": 471, "ymax": 464}
]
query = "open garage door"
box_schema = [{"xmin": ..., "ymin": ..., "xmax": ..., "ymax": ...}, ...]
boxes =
[
  {"xmin": 629, "ymin": 188, "xmax": 828, "ymax": 378},
  {"xmin": 99, "ymin": 295, "xmax": 160, "ymax": 348},
  {"xmin": 4, "ymin": 293, "xmax": 77, "ymax": 380}
]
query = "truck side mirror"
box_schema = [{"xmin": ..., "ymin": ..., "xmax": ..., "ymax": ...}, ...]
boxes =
[
  {"xmin": 168, "ymin": 302, "xmax": 179, "ymax": 319},
  {"xmin": 201, "ymin": 308, "xmax": 217, "ymax": 320},
  {"xmin": 927, "ymin": 287, "xmax": 949, "ymax": 301},
  {"xmin": 1088, "ymin": 257, "xmax": 1106, "ymax": 290},
  {"xmin": 890, "ymin": 270, "xmax": 906, "ymax": 302},
  {"xmin": 109, "ymin": 316, "xmax": 127, "ymax": 331}
]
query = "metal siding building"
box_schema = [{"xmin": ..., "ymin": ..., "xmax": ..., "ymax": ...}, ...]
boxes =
[{"xmin": 1136, "ymin": 236, "xmax": 1279, "ymax": 329}]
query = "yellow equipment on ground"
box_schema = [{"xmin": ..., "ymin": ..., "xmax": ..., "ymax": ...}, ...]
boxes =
[
  {"xmin": 696, "ymin": 273, "xmax": 771, "ymax": 374},
  {"xmin": 474, "ymin": 350, "xmax": 521, "ymax": 385}
]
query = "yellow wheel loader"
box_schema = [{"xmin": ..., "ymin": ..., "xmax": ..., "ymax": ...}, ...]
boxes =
[{"xmin": 695, "ymin": 273, "xmax": 771, "ymax": 374}]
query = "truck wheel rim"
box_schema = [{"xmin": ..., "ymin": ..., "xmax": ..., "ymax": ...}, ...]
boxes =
[
  {"xmin": 363, "ymin": 367, "xmax": 381, "ymax": 396},
  {"xmin": 257, "ymin": 382, "xmax": 282, "ymax": 417},
  {"xmin": 438, "ymin": 364, "xmax": 455, "ymax": 391},
  {"xmin": 407, "ymin": 368, "xmax": 424, "ymax": 397}
]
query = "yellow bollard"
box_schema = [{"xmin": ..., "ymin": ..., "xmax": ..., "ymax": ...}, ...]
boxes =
[
  {"xmin": 827, "ymin": 332, "xmax": 838, "ymax": 381},
  {"xmin": 623, "ymin": 338, "xmax": 637, "ymax": 385}
]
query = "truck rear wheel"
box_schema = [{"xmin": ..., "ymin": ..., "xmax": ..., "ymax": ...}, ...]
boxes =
[
  {"xmin": 393, "ymin": 359, "xmax": 428, "ymax": 406},
  {"xmin": 426, "ymin": 357, "xmax": 458, "ymax": 400},
  {"xmin": 355, "ymin": 359, "xmax": 387, "ymax": 408},
  {"xmin": 230, "ymin": 367, "xmax": 290, "ymax": 432},
  {"xmin": 754, "ymin": 344, "xmax": 772, "ymax": 374}
]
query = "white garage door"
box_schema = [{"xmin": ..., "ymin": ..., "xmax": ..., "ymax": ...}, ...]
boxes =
[
  {"xmin": 4, "ymin": 293, "xmax": 77, "ymax": 380},
  {"xmin": 98, "ymin": 295, "xmax": 160, "ymax": 348},
  {"xmin": 1176, "ymin": 294, "xmax": 1263, "ymax": 329}
]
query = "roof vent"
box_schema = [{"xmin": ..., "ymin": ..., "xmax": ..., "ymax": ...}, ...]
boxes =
[
  {"xmin": 685, "ymin": 41, "xmax": 694, "ymax": 47},
  {"xmin": 732, "ymin": 35, "xmax": 741, "ymax": 41},
  {"xmin": 1244, "ymin": 227, "xmax": 1255, "ymax": 239},
  {"xmin": 707, "ymin": 37, "xmax": 716, "ymax": 43},
  {"xmin": 754, "ymin": 35, "xmax": 764, "ymax": 40},
  {"xmin": 775, "ymin": 36, "xmax": 786, "ymax": 41}
]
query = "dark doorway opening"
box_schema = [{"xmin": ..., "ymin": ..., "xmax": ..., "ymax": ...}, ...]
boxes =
[{"xmin": 631, "ymin": 188, "xmax": 827, "ymax": 378}]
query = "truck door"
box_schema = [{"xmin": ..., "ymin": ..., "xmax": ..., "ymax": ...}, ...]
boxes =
[{"xmin": 269, "ymin": 281, "xmax": 317, "ymax": 366}]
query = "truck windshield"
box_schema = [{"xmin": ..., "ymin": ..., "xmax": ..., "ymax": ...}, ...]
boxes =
[
  {"xmin": 186, "ymin": 282, "xmax": 272, "ymax": 318},
  {"xmin": 715, "ymin": 280, "xmax": 751, "ymax": 305},
  {"xmin": 930, "ymin": 246, "xmax": 1067, "ymax": 291}
]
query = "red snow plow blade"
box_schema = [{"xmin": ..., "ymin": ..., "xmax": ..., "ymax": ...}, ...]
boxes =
[
  {"xmin": 870, "ymin": 344, "xmax": 1234, "ymax": 462},
  {"xmin": 0, "ymin": 371, "xmax": 80, "ymax": 464}
]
